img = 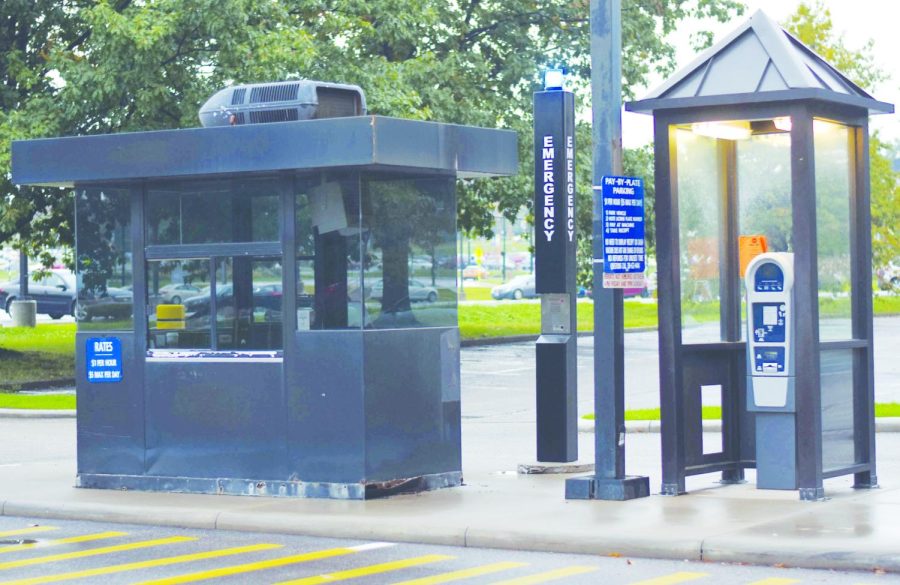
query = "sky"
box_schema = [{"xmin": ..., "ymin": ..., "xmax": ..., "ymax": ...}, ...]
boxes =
[{"xmin": 622, "ymin": 0, "xmax": 900, "ymax": 148}]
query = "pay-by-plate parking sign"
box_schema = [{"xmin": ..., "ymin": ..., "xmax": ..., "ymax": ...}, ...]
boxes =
[
  {"xmin": 86, "ymin": 337, "xmax": 123, "ymax": 383},
  {"xmin": 599, "ymin": 176, "xmax": 645, "ymax": 289}
]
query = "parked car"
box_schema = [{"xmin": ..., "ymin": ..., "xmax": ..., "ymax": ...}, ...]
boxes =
[
  {"xmin": 158, "ymin": 283, "xmax": 202, "ymax": 304},
  {"xmin": 585, "ymin": 285, "xmax": 650, "ymax": 299},
  {"xmin": 491, "ymin": 274, "xmax": 536, "ymax": 300},
  {"xmin": 0, "ymin": 270, "xmax": 76, "ymax": 319},
  {"xmin": 370, "ymin": 279, "xmax": 439, "ymax": 303},
  {"xmin": 181, "ymin": 283, "xmax": 286, "ymax": 324},
  {"xmin": 462, "ymin": 264, "xmax": 489, "ymax": 280},
  {"xmin": 76, "ymin": 285, "xmax": 133, "ymax": 322},
  {"xmin": 876, "ymin": 262, "xmax": 900, "ymax": 290}
]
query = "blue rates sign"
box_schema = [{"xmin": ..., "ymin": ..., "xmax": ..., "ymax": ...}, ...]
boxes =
[
  {"xmin": 599, "ymin": 175, "xmax": 645, "ymax": 288},
  {"xmin": 86, "ymin": 337, "xmax": 123, "ymax": 383}
]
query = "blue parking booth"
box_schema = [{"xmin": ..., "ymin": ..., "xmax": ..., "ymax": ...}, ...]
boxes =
[{"xmin": 11, "ymin": 80, "xmax": 517, "ymax": 500}]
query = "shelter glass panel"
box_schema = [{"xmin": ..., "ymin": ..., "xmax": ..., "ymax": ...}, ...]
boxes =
[
  {"xmin": 674, "ymin": 128, "xmax": 723, "ymax": 343},
  {"xmin": 294, "ymin": 175, "xmax": 364, "ymax": 330},
  {"xmin": 75, "ymin": 187, "xmax": 134, "ymax": 330},
  {"xmin": 146, "ymin": 178, "xmax": 280, "ymax": 245},
  {"xmin": 820, "ymin": 348, "xmax": 856, "ymax": 471},
  {"xmin": 362, "ymin": 176, "xmax": 457, "ymax": 329},
  {"xmin": 813, "ymin": 120, "xmax": 853, "ymax": 341},
  {"xmin": 737, "ymin": 130, "xmax": 793, "ymax": 339}
]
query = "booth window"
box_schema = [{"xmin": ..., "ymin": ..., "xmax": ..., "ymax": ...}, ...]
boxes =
[
  {"xmin": 295, "ymin": 176, "xmax": 364, "ymax": 330},
  {"xmin": 74, "ymin": 187, "xmax": 134, "ymax": 331},
  {"xmin": 148, "ymin": 257, "xmax": 283, "ymax": 351},
  {"xmin": 362, "ymin": 176, "xmax": 457, "ymax": 329},
  {"xmin": 146, "ymin": 176, "xmax": 283, "ymax": 352},
  {"xmin": 294, "ymin": 174, "xmax": 457, "ymax": 331},
  {"xmin": 146, "ymin": 178, "xmax": 280, "ymax": 245}
]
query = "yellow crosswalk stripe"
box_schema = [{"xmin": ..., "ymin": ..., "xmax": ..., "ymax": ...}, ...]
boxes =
[
  {"xmin": 0, "ymin": 531, "xmax": 126, "ymax": 555},
  {"xmin": 391, "ymin": 561, "xmax": 529, "ymax": 585},
  {"xmin": 0, "ymin": 543, "xmax": 282, "ymax": 585},
  {"xmin": 274, "ymin": 554, "xmax": 454, "ymax": 585},
  {"xmin": 746, "ymin": 579, "xmax": 800, "ymax": 585},
  {"xmin": 0, "ymin": 527, "xmax": 57, "ymax": 538},
  {"xmin": 133, "ymin": 543, "xmax": 391, "ymax": 585},
  {"xmin": 489, "ymin": 566, "xmax": 600, "ymax": 585},
  {"xmin": 0, "ymin": 535, "xmax": 195, "ymax": 571},
  {"xmin": 628, "ymin": 573, "xmax": 709, "ymax": 585}
]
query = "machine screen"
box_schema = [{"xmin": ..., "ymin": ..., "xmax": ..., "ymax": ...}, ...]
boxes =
[
  {"xmin": 752, "ymin": 302, "xmax": 786, "ymax": 342},
  {"xmin": 753, "ymin": 346, "xmax": 786, "ymax": 374},
  {"xmin": 754, "ymin": 262, "xmax": 784, "ymax": 292}
]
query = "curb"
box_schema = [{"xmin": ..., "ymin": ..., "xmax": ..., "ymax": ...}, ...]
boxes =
[
  {"xmin": 578, "ymin": 417, "xmax": 900, "ymax": 433},
  {"xmin": 0, "ymin": 409, "xmax": 75, "ymax": 419},
  {"xmin": 0, "ymin": 379, "xmax": 75, "ymax": 392},
  {"xmin": 462, "ymin": 327, "xmax": 658, "ymax": 347}
]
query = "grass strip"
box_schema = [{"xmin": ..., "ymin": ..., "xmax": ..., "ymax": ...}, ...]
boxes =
[
  {"xmin": 459, "ymin": 299, "xmax": 659, "ymax": 340},
  {"xmin": 0, "ymin": 393, "xmax": 76, "ymax": 410},
  {"xmin": 583, "ymin": 402, "xmax": 900, "ymax": 421}
]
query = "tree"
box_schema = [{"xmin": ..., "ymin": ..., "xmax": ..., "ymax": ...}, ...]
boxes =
[
  {"xmin": 0, "ymin": 0, "xmax": 744, "ymax": 265},
  {"xmin": 784, "ymin": 0, "xmax": 899, "ymax": 276}
]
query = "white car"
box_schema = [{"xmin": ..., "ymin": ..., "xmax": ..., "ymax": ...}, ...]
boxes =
[
  {"xmin": 158, "ymin": 283, "xmax": 202, "ymax": 304},
  {"xmin": 370, "ymin": 279, "xmax": 439, "ymax": 303}
]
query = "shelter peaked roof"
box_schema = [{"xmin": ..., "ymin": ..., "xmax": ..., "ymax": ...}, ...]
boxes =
[{"xmin": 627, "ymin": 9, "xmax": 893, "ymax": 114}]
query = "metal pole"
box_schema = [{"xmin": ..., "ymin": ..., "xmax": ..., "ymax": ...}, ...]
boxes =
[
  {"xmin": 566, "ymin": 0, "xmax": 649, "ymax": 500},
  {"xmin": 18, "ymin": 250, "xmax": 28, "ymax": 298},
  {"xmin": 501, "ymin": 217, "xmax": 507, "ymax": 283}
]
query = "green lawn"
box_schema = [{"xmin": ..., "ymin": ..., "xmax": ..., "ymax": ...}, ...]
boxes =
[
  {"xmin": 459, "ymin": 299, "xmax": 659, "ymax": 340},
  {"xmin": 0, "ymin": 324, "xmax": 75, "ymax": 390},
  {"xmin": 0, "ymin": 393, "xmax": 75, "ymax": 410},
  {"xmin": 583, "ymin": 403, "xmax": 900, "ymax": 421}
]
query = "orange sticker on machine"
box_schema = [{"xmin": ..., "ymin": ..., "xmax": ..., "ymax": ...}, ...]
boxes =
[{"xmin": 739, "ymin": 235, "xmax": 768, "ymax": 277}]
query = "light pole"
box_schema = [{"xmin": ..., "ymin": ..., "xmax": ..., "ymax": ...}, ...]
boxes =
[{"xmin": 565, "ymin": 0, "xmax": 649, "ymax": 500}]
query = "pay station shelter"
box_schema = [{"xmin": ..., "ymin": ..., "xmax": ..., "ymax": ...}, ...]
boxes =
[
  {"xmin": 627, "ymin": 11, "xmax": 893, "ymax": 500},
  {"xmin": 12, "ymin": 80, "xmax": 517, "ymax": 499}
]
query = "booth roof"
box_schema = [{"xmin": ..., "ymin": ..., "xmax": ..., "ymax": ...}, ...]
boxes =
[
  {"xmin": 11, "ymin": 115, "xmax": 518, "ymax": 188},
  {"xmin": 627, "ymin": 9, "xmax": 894, "ymax": 115}
]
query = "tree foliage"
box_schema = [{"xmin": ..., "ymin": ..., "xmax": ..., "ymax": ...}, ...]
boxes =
[
  {"xmin": 1, "ymin": 0, "xmax": 743, "ymax": 264},
  {"xmin": 784, "ymin": 1, "xmax": 899, "ymax": 271}
]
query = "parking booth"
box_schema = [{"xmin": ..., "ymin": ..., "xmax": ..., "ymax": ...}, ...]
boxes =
[
  {"xmin": 11, "ymin": 80, "xmax": 517, "ymax": 499},
  {"xmin": 626, "ymin": 11, "xmax": 894, "ymax": 500}
]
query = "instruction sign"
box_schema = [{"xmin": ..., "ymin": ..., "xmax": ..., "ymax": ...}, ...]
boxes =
[
  {"xmin": 600, "ymin": 176, "xmax": 645, "ymax": 289},
  {"xmin": 86, "ymin": 337, "xmax": 123, "ymax": 383}
]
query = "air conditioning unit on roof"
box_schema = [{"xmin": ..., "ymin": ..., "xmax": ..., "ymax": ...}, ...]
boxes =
[{"xmin": 199, "ymin": 80, "xmax": 366, "ymax": 128}]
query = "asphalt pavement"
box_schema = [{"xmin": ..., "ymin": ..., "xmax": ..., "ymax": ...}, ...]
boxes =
[
  {"xmin": 462, "ymin": 315, "xmax": 900, "ymax": 413},
  {"xmin": 0, "ymin": 515, "xmax": 891, "ymax": 584}
]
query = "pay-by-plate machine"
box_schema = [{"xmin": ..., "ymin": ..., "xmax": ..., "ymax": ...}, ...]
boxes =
[{"xmin": 745, "ymin": 252, "xmax": 796, "ymax": 489}]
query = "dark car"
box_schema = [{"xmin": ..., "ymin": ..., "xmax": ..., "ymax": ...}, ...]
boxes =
[
  {"xmin": 76, "ymin": 285, "xmax": 134, "ymax": 322},
  {"xmin": 181, "ymin": 283, "xmax": 284, "ymax": 324},
  {"xmin": 491, "ymin": 274, "xmax": 536, "ymax": 300},
  {"xmin": 0, "ymin": 270, "xmax": 77, "ymax": 319}
]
